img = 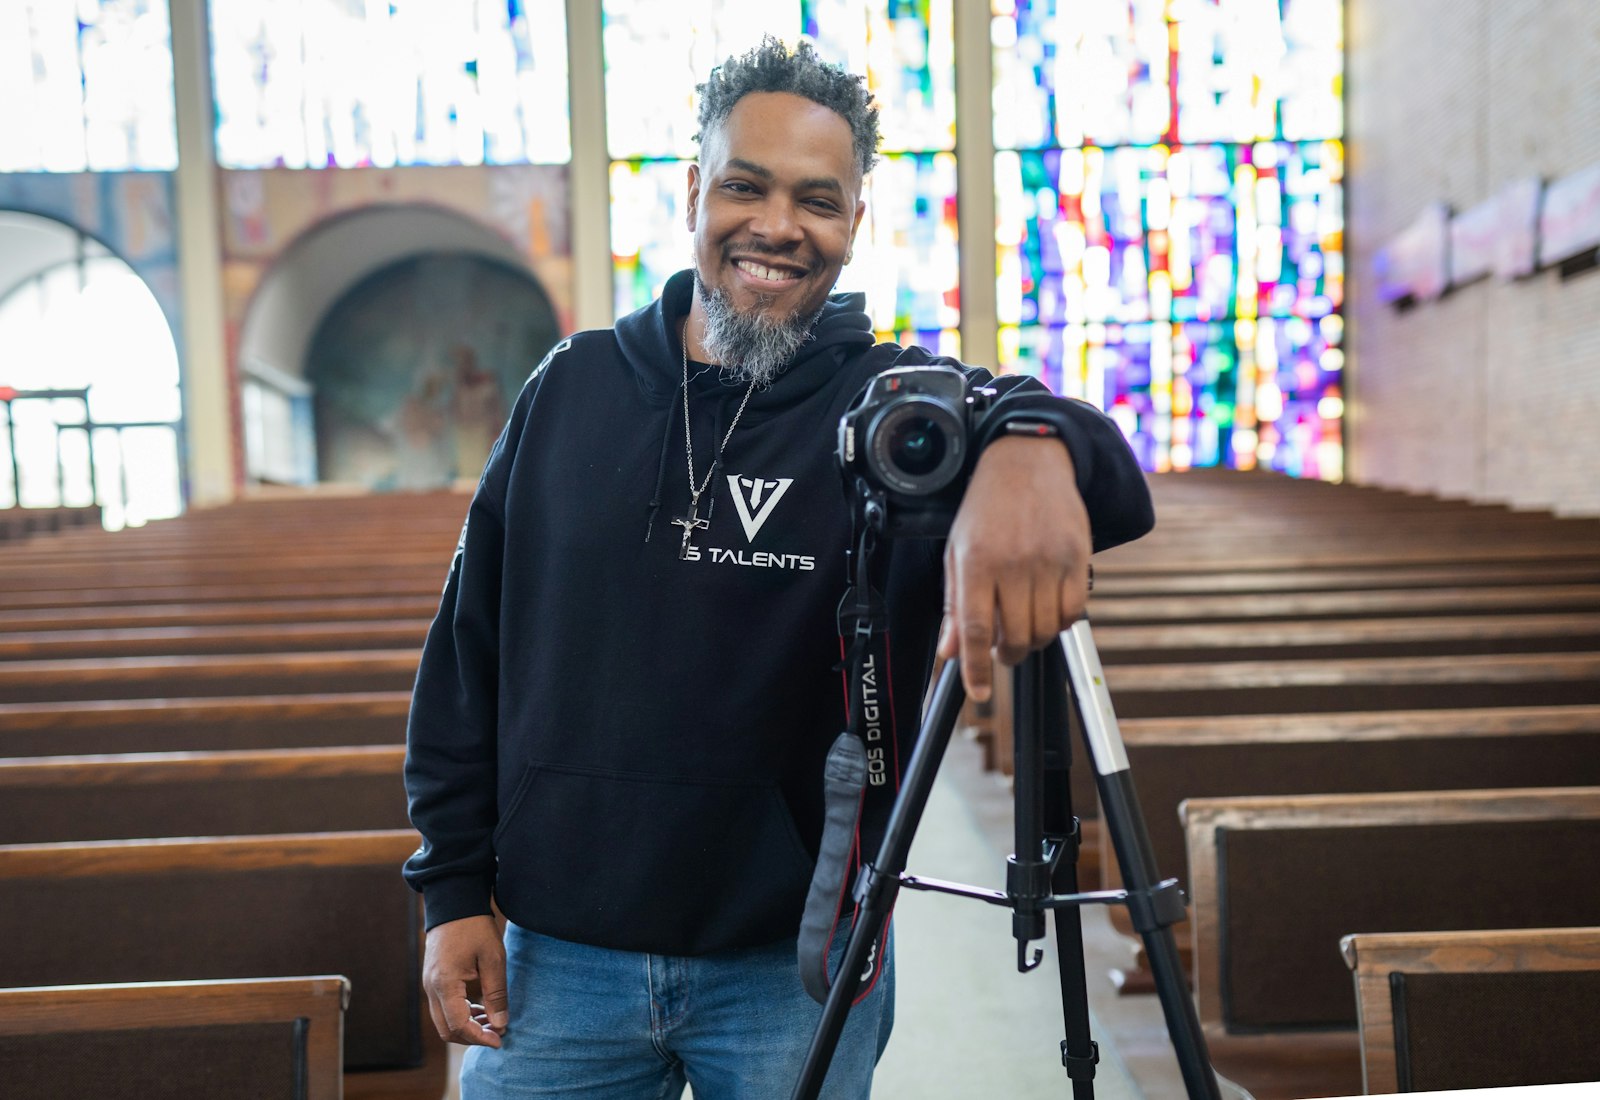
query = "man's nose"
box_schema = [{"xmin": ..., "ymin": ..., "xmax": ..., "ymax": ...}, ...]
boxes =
[{"xmin": 748, "ymin": 197, "xmax": 805, "ymax": 247}]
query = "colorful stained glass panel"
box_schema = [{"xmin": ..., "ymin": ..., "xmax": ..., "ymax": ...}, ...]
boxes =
[
  {"xmin": 606, "ymin": 2, "xmax": 957, "ymax": 334},
  {"xmin": 604, "ymin": 1, "xmax": 954, "ymax": 160},
  {"xmin": 998, "ymin": 317, "xmax": 1341, "ymax": 478},
  {"xmin": 995, "ymin": 0, "xmax": 1342, "ymax": 479},
  {"xmin": 211, "ymin": 0, "xmax": 571, "ymax": 169},
  {"xmin": 0, "ymin": 0, "xmax": 178, "ymax": 172},
  {"xmin": 997, "ymin": 141, "xmax": 1343, "ymax": 328},
  {"xmin": 993, "ymin": 0, "xmax": 1343, "ymax": 150}
]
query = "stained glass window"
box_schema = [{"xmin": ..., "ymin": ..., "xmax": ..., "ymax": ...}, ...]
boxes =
[
  {"xmin": 604, "ymin": 0, "xmax": 958, "ymax": 348},
  {"xmin": 210, "ymin": 0, "xmax": 570, "ymax": 170},
  {"xmin": 0, "ymin": 0, "xmax": 178, "ymax": 173},
  {"xmin": 994, "ymin": 0, "xmax": 1344, "ymax": 479}
]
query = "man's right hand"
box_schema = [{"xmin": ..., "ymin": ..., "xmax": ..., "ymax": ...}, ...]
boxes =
[{"xmin": 423, "ymin": 914, "xmax": 509, "ymax": 1047}]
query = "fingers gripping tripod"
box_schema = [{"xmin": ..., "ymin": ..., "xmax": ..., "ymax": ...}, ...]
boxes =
[{"xmin": 790, "ymin": 622, "xmax": 1222, "ymax": 1100}]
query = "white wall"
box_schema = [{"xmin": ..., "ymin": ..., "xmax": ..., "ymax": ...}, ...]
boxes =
[{"xmin": 1347, "ymin": 0, "xmax": 1600, "ymax": 516}]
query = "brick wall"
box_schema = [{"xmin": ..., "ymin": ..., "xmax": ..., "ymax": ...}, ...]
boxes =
[{"xmin": 1347, "ymin": 0, "xmax": 1600, "ymax": 516}]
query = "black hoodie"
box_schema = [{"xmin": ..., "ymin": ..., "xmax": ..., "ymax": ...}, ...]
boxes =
[{"xmin": 402, "ymin": 270, "xmax": 1154, "ymax": 955}]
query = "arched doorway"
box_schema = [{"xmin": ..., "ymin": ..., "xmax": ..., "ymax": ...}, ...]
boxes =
[
  {"xmin": 0, "ymin": 211, "xmax": 183, "ymax": 530},
  {"xmin": 304, "ymin": 252, "xmax": 560, "ymax": 490}
]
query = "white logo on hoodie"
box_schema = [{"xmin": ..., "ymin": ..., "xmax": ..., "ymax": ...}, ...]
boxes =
[{"xmin": 726, "ymin": 475, "xmax": 793, "ymax": 542}]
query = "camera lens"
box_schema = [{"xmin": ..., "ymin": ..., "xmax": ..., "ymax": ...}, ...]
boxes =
[
  {"xmin": 866, "ymin": 397, "xmax": 964, "ymax": 495},
  {"xmin": 889, "ymin": 417, "xmax": 946, "ymax": 476}
]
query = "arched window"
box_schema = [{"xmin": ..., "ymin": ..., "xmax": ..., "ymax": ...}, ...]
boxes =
[{"xmin": 0, "ymin": 213, "xmax": 183, "ymax": 530}]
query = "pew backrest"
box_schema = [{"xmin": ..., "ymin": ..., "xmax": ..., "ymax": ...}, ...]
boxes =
[
  {"xmin": 0, "ymin": 829, "xmax": 441, "ymax": 1089},
  {"xmin": 0, "ymin": 746, "xmax": 409, "ymax": 844},
  {"xmin": 1341, "ymin": 927, "xmax": 1600, "ymax": 1094},
  {"xmin": 0, "ymin": 976, "xmax": 348, "ymax": 1100},
  {"xmin": 0, "ymin": 693, "xmax": 410, "ymax": 757},
  {"xmin": 1104, "ymin": 652, "xmax": 1600, "ymax": 718},
  {"xmin": 1104, "ymin": 705, "xmax": 1600, "ymax": 896},
  {"xmin": 0, "ymin": 650, "xmax": 422, "ymax": 704},
  {"xmin": 1181, "ymin": 787, "xmax": 1600, "ymax": 1035}
]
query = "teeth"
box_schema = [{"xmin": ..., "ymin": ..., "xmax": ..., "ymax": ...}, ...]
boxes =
[{"xmin": 736, "ymin": 260, "xmax": 796, "ymax": 283}]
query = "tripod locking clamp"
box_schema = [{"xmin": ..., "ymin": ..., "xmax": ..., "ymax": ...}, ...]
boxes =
[
  {"xmin": 1124, "ymin": 877, "xmax": 1188, "ymax": 934},
  {"xmin": 1062, "ymin": 1039, "xmax": 1100, "ymax": 1080},
  {"xmin": 852, "ymin": 863, "xmax": 899, "ymax": 909}
]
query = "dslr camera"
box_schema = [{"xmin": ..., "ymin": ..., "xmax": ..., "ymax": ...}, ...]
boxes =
[{"xmin": 837, "ymin": 365, "xmax": 995, "ymax": 537}]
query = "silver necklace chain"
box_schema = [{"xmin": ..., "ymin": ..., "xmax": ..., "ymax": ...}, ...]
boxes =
[{"xmin": 681, "ymin": 320, "xmax": 757, "ymax": 509}]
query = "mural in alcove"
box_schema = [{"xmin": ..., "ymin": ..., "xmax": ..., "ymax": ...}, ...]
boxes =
[{"xmin": 305, "ymin": 252, "xmax": 560, "ymax": 490}]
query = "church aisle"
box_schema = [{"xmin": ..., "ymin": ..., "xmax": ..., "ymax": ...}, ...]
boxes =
[{"xmin": 873, "ymin": 736, "xmax": 1143, "ymax": 1100}]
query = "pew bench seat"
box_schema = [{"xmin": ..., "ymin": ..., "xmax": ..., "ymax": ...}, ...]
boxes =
[{"xmin": 0, "ymin": 976, "xmax": 349, "ymax": 1100}]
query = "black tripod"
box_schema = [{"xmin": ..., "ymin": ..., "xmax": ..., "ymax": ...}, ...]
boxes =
[{"xmin": 789, "ymin": 621, "xmax": 1222, "ymax": 1100}]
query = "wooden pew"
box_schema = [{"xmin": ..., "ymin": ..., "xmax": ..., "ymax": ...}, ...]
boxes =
[
  {"xmin": 0, "ymin": 575, "xmax": 440, "ymax": 612},
  {"xmin": 0, "ymin": 829, "xmax": 445, "ymax": 1100},
  {"xmin": 0, "ymin": 649, "xmax": 423, "ymax": 703},
  {"xmin": 1093, "ymin": 612, "xmax": 1600, "ymax": 664},
  {"xmin": 970, "ymin": 660, "xmax": 1600, "ymax": 902},
  {"xmin": 0, "ymin": 595, "xmax": 443, "ymax": 634},
  {"xmin": 1061, "ymin": 654, "xmax": 1600, "ymax": 863},
  {"xmin": 1180, "ymin": 787, "xmax": 1600, "ymax": 1100},
  {"xmin": 1341, "ymin": 927, "xmax": 1600, "ymax": 1095},
  {"xmin": 1103, "ymin": 703, "xmax": 1600, "ymax": 888},
  {"xmin": 974, "ymin": 627, "xmax": 1600, "ymax": 780},
  {"xmin": 1102, "ymin": 652, "xmax": 1600, "ymax": 719},
  {"xmin": 0, "ymin": 976, "xmax": 349, "ymax": 1100},
  {"xmin": 1089, "ymin": 558, "xmax": 1600, "ymax": 597},
  {"xmin": 0, "ymin": 620, "xmax": 430, "ymax": 660},
  {"xmin": 0, "ymin": 746, "xmax": 409, "ymax": 844},
  {"xmin": 0, "ymin": 693, "xmax": 410, "ymax": 757},
  {"xmin": 1087, "ymin": 583, "xmax": 1600, "ymax": 625},
  {"xmin": 1096, "ymin": 705, "xmax": 1600, "ymax": 982},
  {"xmin": 1096, "ymin": 470, "xmax": 1600, "ymax": 573}
]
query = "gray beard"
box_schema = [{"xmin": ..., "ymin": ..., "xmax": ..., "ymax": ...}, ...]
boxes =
[{"xmin": 694, "ymin": 275, "xmax": 821, "ymax": 387}]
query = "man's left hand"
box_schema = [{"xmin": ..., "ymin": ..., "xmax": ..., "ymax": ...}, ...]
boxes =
[{"xmin": 936, "ymin": 435, "xmax": 1091, "ymax": 703}]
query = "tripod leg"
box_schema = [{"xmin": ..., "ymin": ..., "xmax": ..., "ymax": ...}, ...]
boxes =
[
  {"xmin": 790, "ymin": 659, "xmax": 967, "ymax": 1100},
  {"xmin": 1034, "ymin": 648, "xmax": 1100, "ymax": 1100},
  {"xmin": 1059, "ymin": 622, "xmax": 1222, "ymax": 1100}
]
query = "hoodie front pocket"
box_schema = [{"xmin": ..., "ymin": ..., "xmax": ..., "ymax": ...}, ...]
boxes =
[{"xmin": 492, "ymin": 764, "xmax": 817, "ymax": 954}]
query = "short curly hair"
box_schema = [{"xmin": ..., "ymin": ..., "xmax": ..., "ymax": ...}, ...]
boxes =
[{"xmin": 695, "ymin": 36, "xmax": 881, "ymax": 177}]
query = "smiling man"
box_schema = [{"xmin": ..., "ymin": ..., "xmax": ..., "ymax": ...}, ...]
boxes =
[{"xmin": 403, "ymin": 36, "xmax": 1154, "ymax": 1100}]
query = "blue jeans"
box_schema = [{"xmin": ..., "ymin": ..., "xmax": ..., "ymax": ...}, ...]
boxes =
[{"xmin": 460, "ymin": 920, "xmax": 894, "ymax": 1099}]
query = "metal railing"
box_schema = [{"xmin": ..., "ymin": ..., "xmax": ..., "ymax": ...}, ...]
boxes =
[{"xmin": 0, "ymin": 385, "xmax": 181, "ymax": 530}]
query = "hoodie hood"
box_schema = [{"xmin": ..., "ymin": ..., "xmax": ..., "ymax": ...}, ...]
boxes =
[{"xmin": 615, "ymin": 269, "xmax": 878, "ymax": 414}]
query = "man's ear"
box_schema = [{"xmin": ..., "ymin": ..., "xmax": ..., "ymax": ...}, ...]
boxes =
[
  {"xmin": 686, "ymin": 163, "xmax": 702, "ymax": 233},
  {"xmin": 849, "ymin": 198, "xmax": 866, "ymax": 253}
]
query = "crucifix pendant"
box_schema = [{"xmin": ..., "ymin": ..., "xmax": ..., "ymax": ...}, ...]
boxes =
[{"xmin": 671, "ymin": 497, "xmax": 710, "ymax": 559}]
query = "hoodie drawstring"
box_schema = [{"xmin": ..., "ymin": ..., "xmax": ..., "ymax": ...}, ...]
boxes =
[{"xmin": 643, "ymin": 380, "xmax": 683, "ymax": 543}]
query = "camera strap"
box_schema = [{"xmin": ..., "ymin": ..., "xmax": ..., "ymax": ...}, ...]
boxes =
[{"xmin": 799, "ymin": 521, "xmax": 899, "ymax": 1005}]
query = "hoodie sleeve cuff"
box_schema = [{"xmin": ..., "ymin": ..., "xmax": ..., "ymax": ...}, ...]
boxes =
[
  {"xmin": 972, "ymin": 395, "xmax": 1156, "ymax": 553},
  {"xmin": 420, "ymin": 874, "xmax": 496, "ymax": 932}
]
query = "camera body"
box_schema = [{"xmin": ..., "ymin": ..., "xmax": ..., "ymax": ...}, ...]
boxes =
[{"xmin": 837, "ymin": 365, "xmax": 994, "ymax": 537}]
